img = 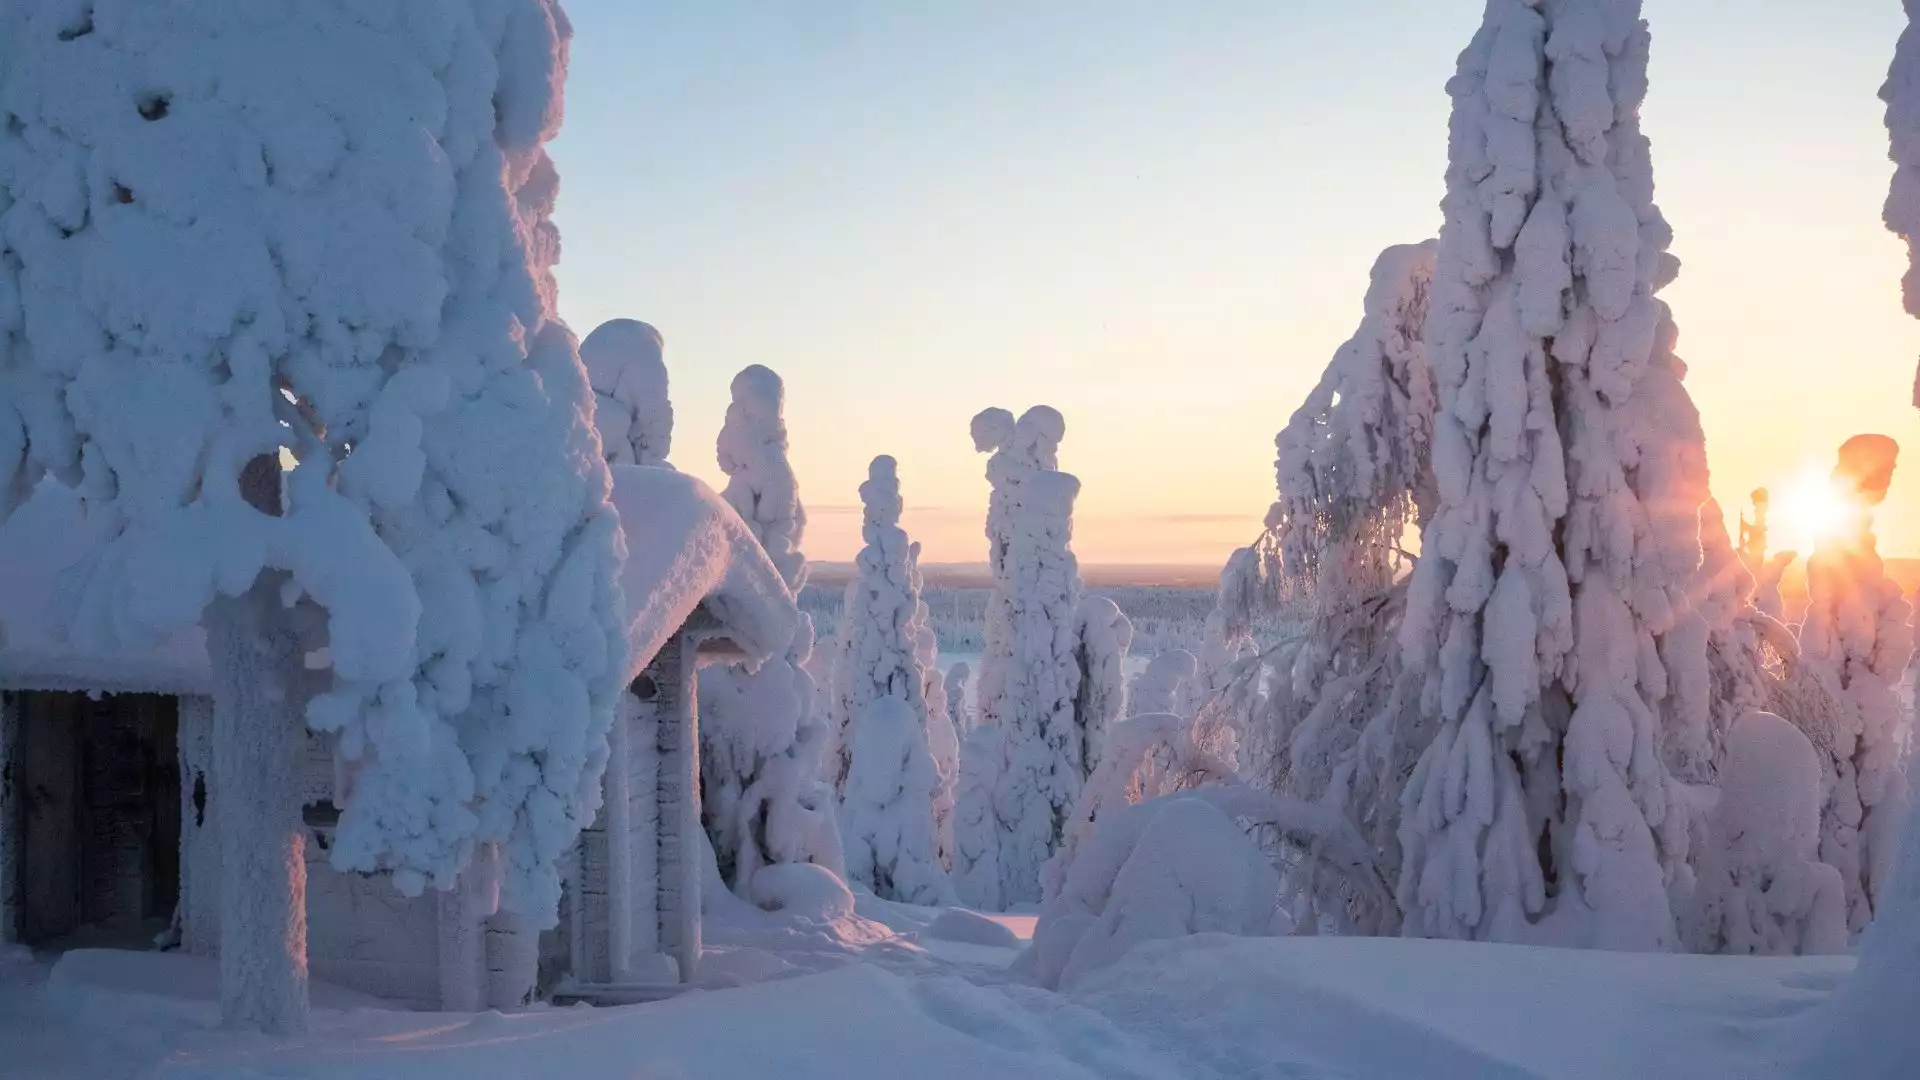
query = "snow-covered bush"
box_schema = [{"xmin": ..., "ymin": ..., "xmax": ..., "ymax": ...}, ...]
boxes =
[
  {"xmin": 951, "ymin": 723, "xmax": 1002, "ymax": 910},
  {"xmin": 828, "ymin": 456, "xmax": 928, "ymax": 793},
  {"xmin": 1028, "ymin": 797, "xmax": 1285, "ymax": 990},
  {"xmin": 839, "ymin": 697, "xmax": 955, "ymax": 906},
  {"xmin": 0, "ymin": 0, "xmax": 625, "ymax": 1030},
  {"xmin": 1693, "ymin": 711, "xmax": 1848, "ymax": 957},
  {"xmin": 1397, "ymin": 0, "xmax": 1712, "ymax": 950},
  {"xmin": 1130, "ymin": 650, "xmax": 1199, "ymax": 719},
  {"xmin": 1796, "ymin": 436, "xmax": 1913, "ymax": 934},
  {"xmin": 581, "ymin": 319, "xmax": 672, "ymax": 467},
  {"xmin": 1043, "ymin": 711, "xmax": 1238, "ymax": 899},
  {"xmin": 972, "ymin": 406, "xmax": 1085, "ymax": 906},
  {"xmin": 701, "ymin": 366, "xmax": 843, "ymax": 891},
  {"xmin": 1073, "ymin": 595, "xmax": 1134, "ymax": 777}
]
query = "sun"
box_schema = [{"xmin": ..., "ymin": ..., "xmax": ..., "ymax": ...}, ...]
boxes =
[{"xmin": 1770, "ymin": 464, "xmax": 1852, "ymax": 556}]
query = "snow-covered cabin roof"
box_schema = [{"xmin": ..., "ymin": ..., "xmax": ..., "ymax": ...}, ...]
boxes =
[
  {"xmin": 0, "ymin": 483, "xmax": 211, "ymax": 695},
  {"xmin": 1, "ymin": 469, "xmax": 797, "ymax": 699},
  {"xmin": 611, "ymin": 465, "xmax": 798, "ymax": 683}
]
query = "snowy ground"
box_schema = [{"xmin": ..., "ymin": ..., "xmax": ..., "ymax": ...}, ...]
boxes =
[{"xmin": 0, "ymin": 918, "xmax": 1850, "ymax": 1079}]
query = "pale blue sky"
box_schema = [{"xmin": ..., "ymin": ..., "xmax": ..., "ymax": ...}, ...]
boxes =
[{"xmin": 550, "ymin": 1, "xmax": 1920, "ymax": 565}]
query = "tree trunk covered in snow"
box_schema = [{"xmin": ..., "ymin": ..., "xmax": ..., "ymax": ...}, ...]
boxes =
[{"xmin": 206, "ymin": 456, "xmax": 309, "ymax": 1035}]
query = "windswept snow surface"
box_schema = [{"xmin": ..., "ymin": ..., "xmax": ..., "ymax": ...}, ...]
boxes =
[{"xmin": 2, "ymin": 933, "xmax": 1853, "ymax": 1080}]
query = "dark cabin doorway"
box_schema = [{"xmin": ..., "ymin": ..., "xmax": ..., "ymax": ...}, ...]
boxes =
[{"xmin": 10, "ymin": 691, "xmax": 181, "ymax": 947}]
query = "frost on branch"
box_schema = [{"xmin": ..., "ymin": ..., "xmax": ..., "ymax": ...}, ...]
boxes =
[
  {"xmin": 0, "ymin": 0, "xmax": 626, "ymax": 923},
  {"xmin": 1398, "ymin": 0, "xmax": 1711, "ymax": 950},
  {"xmin": 839, "ymin": 696, "xmax": 955, "ymax": 906},
  {"xmin": 1693, "ymin": 711, "xmax": 1848, "ymax": 956},
  {"xmin": 972, "ymin": 406, "xmax": 1084, "ymax": 906},
  {"xmin": 701, "ymin": 365, "xmax": 843, "ymax": 891},
  {"xmin": 582, "ymin": 319, "xmax": 672, "ymax": 468},
  {"xmin": 1796, "ymin": 435, "xmax": 1913, "ymax": 934},
  {"xmin": 1272, "ymin": 240, "xmax": 1438, "ymax": 599}
]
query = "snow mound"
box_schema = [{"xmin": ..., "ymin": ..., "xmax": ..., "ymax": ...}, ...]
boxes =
[
  {"xmin": 610, "ymin": 465, "xmax": 799, "ymax": 680},
  {"xmin": 924, "ymin": 908, "xmax": 1023, "ymax": 950},
  {"xmin": 747, "ymin": 862, "xmax": 856, "ymax": 922}
]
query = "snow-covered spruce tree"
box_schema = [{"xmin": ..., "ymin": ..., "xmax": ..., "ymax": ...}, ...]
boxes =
[
  {"xmin": 1693, "ymin": 711, "xmax": 1848, "ymax": 956},
  {"xmin": 839, "ymin": 696, "xmax": 955, "ymax": 905},
  {"xmin": 827, "ymin": 456, "xmax": 928, "ymax": 794},
  {"xmin": 1398, "ymin": 0, "xmax": 1714, "ymax": 949},
  {"xmin": 581, "ymin": 319, "xmax": 672, "ymax": 468},
  {"xmin": 701, "ymin": 365, "xmax": 844, "ymax": 890},
  {"xmin": 1796, "ymin": 435, "xmax": 1912, "ymax": 934},
  {"xmin": 0, "ymin": 1, "xmax": 625, "ymax": 1031},
  {"xmin": 972, "ymin": 406, "xmax": 1085, "ymax": 906},
  {"xmin": 911, "ymin": 541, "xmax": 962, "ymax": 870},
  {"xmin": 1072, "ymin": 595, "xmax": 1134, "ymax": 778}
]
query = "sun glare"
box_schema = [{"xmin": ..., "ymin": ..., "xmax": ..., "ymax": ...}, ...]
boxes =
[{"xmin": 1771, "ymin": 464, "xmax": 1851, "ymax": 556}]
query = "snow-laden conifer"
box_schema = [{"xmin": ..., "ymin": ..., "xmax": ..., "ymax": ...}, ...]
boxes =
[
  {"xmin": 972, "ymin": 407, "xmax": 1085, "ymax": 905},
  {"xmin": 828, "ymin": 456, "xmax": 927, "ymax": 793},
  {"xmin": 1796, "ymin": 436, "xmax": 1913, "ymax": 933},
  {"xmin": 1396, "ymin": 0, "xmax": 1714, "ymax": 950},
  {"xmin": 581, "ymin": 319, "xmax": 672, "ymax": 467},
  {"xmin": 701, "ymin": 366, "xmax": 843, "ymax": 890}
]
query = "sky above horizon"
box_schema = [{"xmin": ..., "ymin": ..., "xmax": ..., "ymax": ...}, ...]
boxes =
[{"xmin": 549, "ymin": 1, "xmax": 1920, "ymax": 567}]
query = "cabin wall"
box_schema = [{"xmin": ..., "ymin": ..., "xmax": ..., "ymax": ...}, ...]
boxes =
[{"xmin": 178, "ymin": 698, "xmax": 446, "ymax": 1008}]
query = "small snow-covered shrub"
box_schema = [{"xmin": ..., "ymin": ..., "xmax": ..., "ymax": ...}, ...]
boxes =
[
  {"xmin": 1027, "ymin": 796, "xmax": 1287, "ymax": 990},
  {"xmin": 1074, "ymin": 595, "xmax": 1134, "ymax": 776},
  {"xmin": 839, "ymin": 697, "xmax": 954, "ymax": 906},
  {"xmin": 1694, "ymin": 712, "xmax": 1848, "ymax": 956},
  {"xmin": 952, "ymin": 723, "xmax": 1003, "ymax": 911}
]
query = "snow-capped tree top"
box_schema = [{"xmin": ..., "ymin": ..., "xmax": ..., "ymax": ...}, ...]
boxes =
[
  {"xmin": 581, "ymin": 319, "xmax": 672, "ymax": 468},
  {"xmin": 971, "ymin": 405, "xmax": 1065, "ymax": 469},
  {"xmin": 717, "ymin": 364, "xmax": 806, "ymax": 588},
  {"xmin": 0, "ymin": 0, "xmax": 626, "ymax": 919},
  {"xmin": 860, "ymin": 455, "xmax": 905, "ymax": 531},
  {"xmin": 1833, "ymin": 434, "xmax": 1899, "ymax": 506},
  {"xmin": 610, "ymin": 465, "xmax": 798, "ymax": 684}
]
